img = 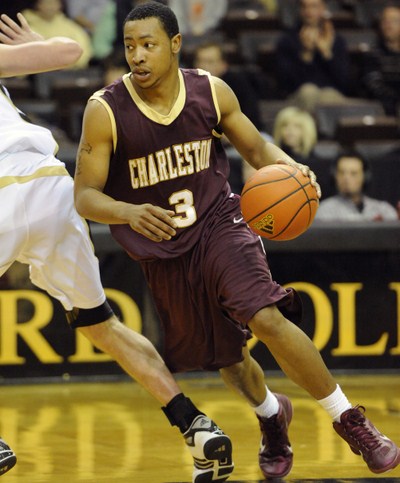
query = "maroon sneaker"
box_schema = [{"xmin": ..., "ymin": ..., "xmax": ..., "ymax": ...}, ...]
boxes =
[
  {"xmin": 257, "ymin": 393, "xmax": 293, "ymax": 478},
  {"xmin": 333, "ymin": 405, "xmax": 400, "ymax": 474}
]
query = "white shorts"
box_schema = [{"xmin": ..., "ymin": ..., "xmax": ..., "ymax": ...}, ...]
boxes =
[{"xmin": 0, "ymin": 173, "xmax": 106, "ymax": 311}]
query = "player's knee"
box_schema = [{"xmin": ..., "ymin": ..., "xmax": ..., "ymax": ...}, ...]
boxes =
[
  {"xmin": 65, "ymin": 301, "xmax": 114, "ymax": 329},
  {"xmin": 248, "ymin": 305, "xmax": 286, "ymax": 338}
]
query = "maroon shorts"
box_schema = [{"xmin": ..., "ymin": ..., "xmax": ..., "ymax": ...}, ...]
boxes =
[{"xmin": 140, "ymin": 194, "xmax": 302, "ymax": 373}]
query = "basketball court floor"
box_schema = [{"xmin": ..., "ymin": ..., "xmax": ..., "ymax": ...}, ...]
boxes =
[{"xmin": 0, "ymin": 373, "xmax": 399, "ymax": 482}]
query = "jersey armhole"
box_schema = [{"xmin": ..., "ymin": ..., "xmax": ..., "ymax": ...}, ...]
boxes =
[{"xmin": 89, "ymin": 93, "xmax": 118, "ymax": 153}]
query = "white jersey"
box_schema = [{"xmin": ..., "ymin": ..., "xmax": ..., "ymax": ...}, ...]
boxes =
[
  {"xmin": 0, "ymin": 83, "xmax": 63, "ymax": 178},
  {"xmin": 0, "ymin": 82, "xmax": 106, "ymax": 312}
]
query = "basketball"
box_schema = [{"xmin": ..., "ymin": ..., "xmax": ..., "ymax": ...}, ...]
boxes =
[{"xmin": 240, "ymin": 164, "xmax": 319, "ymax": 241}]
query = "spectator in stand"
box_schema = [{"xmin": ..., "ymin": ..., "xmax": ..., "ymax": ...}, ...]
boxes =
[
  {"xmin": 315, "ymin": 149, "xmax": 398, "ymax": 221},
  {"xmin": 244, "ymin": 105, "xmax": 323, "ymax": 187},
  {"xmin": 273, "ymin": 106, "xmax": 318, "ymax": 165},
  {"xmin": 362, "ymin": 4, "xmax": 400, "ymax": 116},
  {"xmin": 65, "ymin": 0, "xmax": 110, "ymax": 35},
  {"xmin": 65, "ymin": 0, "xmax": 117, "ymax": 62},
  {"xmin": 101, "ymin": 49, "xmax": 129, "ymax": 85},
  {"xmin": 22, "ymin": 0, "xmax": 92, "ymax": 68},
  {"xmin": 270, "ymin": 105, "xmax": 340, "ymax": 197},
  {"xmin": 168, "ymin": 0, "xmax": 228, "ymax": 38},
  {"xmin": 193, "ymin": 41, "xmax": 264, "ymax": 130},
  {"xmin": 275, "ymin": 0, "xmax": 351, "ymax": 112}
]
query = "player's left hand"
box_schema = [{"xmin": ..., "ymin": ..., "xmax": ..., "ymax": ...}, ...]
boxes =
[{"xmin": 0, "ymin": 13, "xmax": 43, "ymax": 46}]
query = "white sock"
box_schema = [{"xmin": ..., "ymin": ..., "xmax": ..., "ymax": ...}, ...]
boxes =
[
  {"xmin": 253, "ymin": 386, "xmax": 280, "ymax": 418},
  {"xmin": 317, "ymin": 384, "xmax": 352, "ymax": 422}
]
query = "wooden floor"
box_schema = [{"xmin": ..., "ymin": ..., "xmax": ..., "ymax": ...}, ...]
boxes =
[{"xmin": 0, "ymin": 373, "xmax": 399, "ymax": 482}]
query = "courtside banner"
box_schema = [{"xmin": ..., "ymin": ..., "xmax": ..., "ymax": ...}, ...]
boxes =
[{"xmin": 0, "ymin": 223, "xmax": 399, "ymax": 380}]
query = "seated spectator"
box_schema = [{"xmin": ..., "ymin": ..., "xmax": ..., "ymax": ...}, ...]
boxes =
[
  {"xmin": 275, "ymin": 0, "xmax": 352, "ymax": 112},
  {"xmin": 101, "ymin": 49, "xmax": 129, "ymax": 85},
  {"xmin": 315, "ymin": 149, "xmax": 398, "ymax": 221},
  {"xmin": 362, "ymin": 4, "xmax": 400, "ymax": 116},
  {"xmin": 65, "ymin": 0, "xmax": 110, "ymax": 34},
  {"xmin": 169, "ymin": 0, "xmax": 228, "ymax": 37},
  {"xmin": 65, "ymin": 0, "xmax": 116, "ymax": 62},
  {"xmin": 193, "ymin": 41, "xmax": 264, "ymax": 129},
  {"xmin": 273, "ymin": 106, "xmax": 318, "ymax": 164},
  {"xmin": 22, "ymin": 0, "xmax": 92, "ymax": 68},
  {"xmin": 272, "ymin": 105, "xmax": 338, "ymax": 198}
]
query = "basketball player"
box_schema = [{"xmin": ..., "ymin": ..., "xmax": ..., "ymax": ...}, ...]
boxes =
[
  {"xmin": 74, "ymin": 2, "xmax": 400, "ymax": 481},
  {"xmin": 0, "ymin": 12, "xmax": 232, "ymax": 481}
]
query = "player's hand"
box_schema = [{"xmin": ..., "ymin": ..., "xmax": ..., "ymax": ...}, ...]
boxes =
[
  {"xmin": 277, "ymin": 159, "xmax": 321, "ymax": 198},
  {"xmin": 0, "ymin": 13, "xmax": 43, "ymax": 45},
  {"xmin": 128, "ymin": 204, "xmax": 178, "ymax": 242}
]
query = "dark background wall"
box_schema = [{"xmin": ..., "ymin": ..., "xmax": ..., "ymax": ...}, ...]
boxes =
[{"xmin": 0, "ymin": 222, "xmax": 399, "ymax": 382}]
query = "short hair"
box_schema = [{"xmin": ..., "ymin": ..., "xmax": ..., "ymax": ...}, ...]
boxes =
[
  {"xmin": 333, "ymin": 148, "xmax": 369, "ymax": 172},
  {"xmin": 273, "ymin": 106, "xmax": 317, "ymax": 157},
  {"xmin": 124, "ymin": 2, "xmax": 179, "ymax": 39}
]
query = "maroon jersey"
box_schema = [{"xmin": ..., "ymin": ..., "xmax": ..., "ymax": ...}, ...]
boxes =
[{"xmin": 91, "ymin": 68, "xmax": 232, "ymax": 260}]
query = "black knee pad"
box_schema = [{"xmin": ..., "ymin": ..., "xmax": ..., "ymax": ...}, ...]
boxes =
[{"xmin": 65, "ymin": 301, "xmax": 114, "ymax": 329}]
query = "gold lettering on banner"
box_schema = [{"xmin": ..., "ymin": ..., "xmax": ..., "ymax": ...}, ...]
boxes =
[
  {"xmin": 69, "ymin": 288, "xmax": 142, "ymax": 362},
  {"xmin": 331, "ymin": 283, "xmax": 389, "ymax": 355},
  {"xmin": 388, "ymin": 282, "xmax": 400, "ymax": 355},
  {"xmin": 0, "ymin": 290, "xmax": 62, "ymax": 363}
]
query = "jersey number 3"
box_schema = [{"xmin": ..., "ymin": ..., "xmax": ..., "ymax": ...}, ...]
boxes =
[{"xmin": 169, "ymin": 189, "xmax": 197, "ymax": 228}]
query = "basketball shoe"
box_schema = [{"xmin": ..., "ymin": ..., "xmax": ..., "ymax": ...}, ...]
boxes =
[
  {"xmin": 184, "ymin": 415, "xmax": 234, "ymax": 483},
  {"xmin": 333, "ymin": 405, "xmax": 400, "ymax": 474},
  {"xmin": 257, "ymin": 393, "xmax": 293, "ymax": 478},
  {"xmin": 0, "ymin": 438, "xmax": 17, "ymax": 475}
]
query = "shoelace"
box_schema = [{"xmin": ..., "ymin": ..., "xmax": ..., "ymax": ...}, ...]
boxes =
[
  {"xmin": 345, "ymin": 406, "xmax": 381, "ymax": 451},
  {"xmin": 260, "ymin": 415, "xmax": 290, "ymax": 456}
]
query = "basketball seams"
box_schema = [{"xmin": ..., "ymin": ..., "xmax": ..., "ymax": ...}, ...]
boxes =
[
  {"xmin": 269, "ymin": 199, "xmax": 319, "ymax": 240},
  {"xmin": 245, "ymin": 182, "xmax": 315, "ymax": 223},
  {"xmin": 241, "ymin": 174, "xmax": 294, "ymax": 197}
]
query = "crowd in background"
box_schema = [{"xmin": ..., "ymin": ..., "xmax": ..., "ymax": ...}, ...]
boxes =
[{"xmin": 1, "ymin": 0, "xmax": 400, "ymax": 218}]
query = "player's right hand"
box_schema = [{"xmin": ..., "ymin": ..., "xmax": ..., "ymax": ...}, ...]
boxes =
[
  {"xmin": 0, "ymin": 13, "xmax": 43, "ymax": 45},
  {"xmin": 128, "ymin": 204, "xmax": 177, "ymax": 242}
]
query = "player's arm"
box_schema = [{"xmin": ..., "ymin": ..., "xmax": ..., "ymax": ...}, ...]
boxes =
[
  {"xmin": 215, "ymin": 77, "xmax": 320, "ymax": 196},
  {"xmin": 74, "ymin": 100, "xmax": 177, "ymax": 242},
  {"xmin": 0, "ymin": 13, "xmax": 83, "ymax": 77}
]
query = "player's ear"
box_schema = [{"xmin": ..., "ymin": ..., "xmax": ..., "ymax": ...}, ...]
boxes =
[{"xmin": 171, "ymin": 33, "xmax": 182, "ymax": 55}]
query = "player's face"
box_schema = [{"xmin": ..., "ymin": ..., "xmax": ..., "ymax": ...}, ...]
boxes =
[
  {"xmin": 123, "ymin": 17, "xmax": 181, "ymax": 89},
  {"xmin": 335, "ymin": 157, "xmax": 365, "ymax": 197}
]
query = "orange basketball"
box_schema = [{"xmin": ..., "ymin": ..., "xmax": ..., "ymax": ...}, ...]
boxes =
[{"xmin": 240, "ymin": 164, "xmax": 319, "ymax": 241}]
